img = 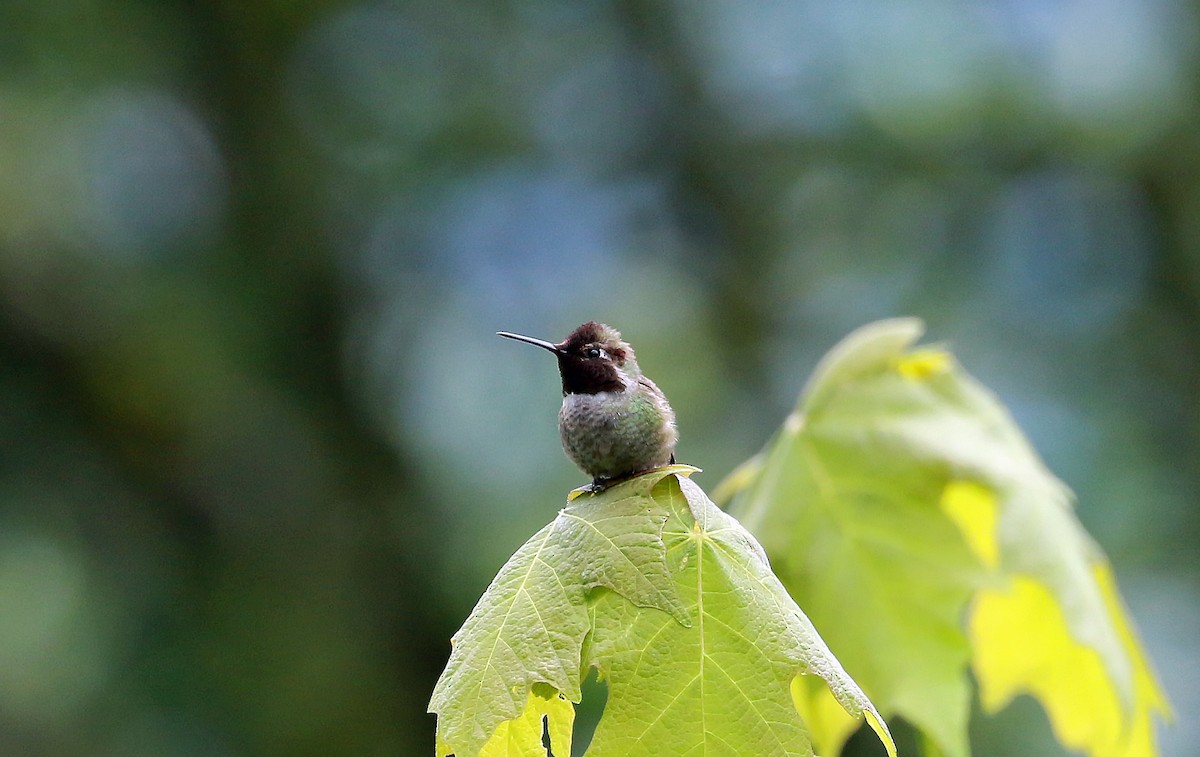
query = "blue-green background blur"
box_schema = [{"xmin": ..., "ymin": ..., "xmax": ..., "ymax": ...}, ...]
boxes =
[{"xmin": 1, "ymin": 2, "xmax": 1197, "ymax": 755}]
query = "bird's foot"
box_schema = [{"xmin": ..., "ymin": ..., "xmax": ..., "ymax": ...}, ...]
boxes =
[
  {"xmin": 568, "ymin": 464, "xmax": 700, "ymax": 502},
  {"xmin": 585, "ymin": 477, "xmax": 613, "ymax": 494}
]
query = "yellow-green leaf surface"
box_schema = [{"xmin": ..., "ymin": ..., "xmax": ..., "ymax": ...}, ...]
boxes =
[
  {"xmin": 585, "ymin": 474, "xmax": 895, "ymax": 757},
  {"xmin": 725, "ymin": 318, "xmax": 1170, "ymax": 757},
  {"xmin": 429, "ymin": 467, "xmax": 897, "ymax": 757},
  {"xmin": 477, "ymin": 685, "xmax": 574, "ymax": 757},
  {"xmin": 429, "ymin": 467, "xmax": 692, "ymax": 757}
]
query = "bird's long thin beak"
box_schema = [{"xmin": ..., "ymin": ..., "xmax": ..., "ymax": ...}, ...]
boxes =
[{"xmin": 497, "ymin": 331, "xmax": 563, "ymax": 354}]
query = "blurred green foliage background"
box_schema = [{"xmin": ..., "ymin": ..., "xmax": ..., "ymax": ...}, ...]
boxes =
[{"xmin": 1, "ymin": 1, "xmax": 1197, "ymax": 755}]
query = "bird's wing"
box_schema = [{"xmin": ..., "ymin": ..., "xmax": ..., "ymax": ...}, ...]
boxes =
[{"xmin": 637, "ymin": 376, "xmax": 668, "ymax": 403}]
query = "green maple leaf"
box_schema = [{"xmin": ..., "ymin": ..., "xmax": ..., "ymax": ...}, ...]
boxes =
[
  {"xmin": 721, "ymin": 318, "xmax": 1171, "ymax": 757},
  {"xmin": 428, "ymin": 468, "xmax": 690, "ymax": 756},
  {"xmin": 428, "ymin": 467, "xmax": 897, "ymax": 757}
]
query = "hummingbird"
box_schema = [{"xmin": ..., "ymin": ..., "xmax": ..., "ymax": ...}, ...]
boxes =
[{"xmin": 497, "ymin": 322, "xmax": 678, "ymax": 490}]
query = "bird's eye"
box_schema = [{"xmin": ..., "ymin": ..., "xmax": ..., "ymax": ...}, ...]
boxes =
[{"xmin": 587, "ymin": 347, "xmax": 603, "ymax": 359}]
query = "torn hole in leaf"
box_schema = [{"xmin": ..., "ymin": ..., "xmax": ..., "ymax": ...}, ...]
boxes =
[
  {"xmin": 966, "ymin": 688, "xmax": 1061, "ymax": 755},
  {"xmin": 480, "ymin": 684, "xmax": 574, "ymax": 757},
  {"xmin": 570, "ymin": 667, "xmax": 609, "ymax": 756}
]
